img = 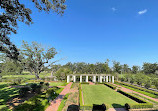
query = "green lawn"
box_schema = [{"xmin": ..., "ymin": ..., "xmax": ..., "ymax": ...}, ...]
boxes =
[
  {"xmin": 49, "ymin": 82, "xmax": 68, "ymax": 86},
  {"xmin": 0, "ymin": 82, "xmax": 19, "ymax": 111},
  {"xmin": 82, "ymin": 84, "xmax": 137, "ymax": 108}
]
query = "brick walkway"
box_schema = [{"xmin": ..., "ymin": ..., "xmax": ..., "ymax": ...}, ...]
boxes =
[{"xmin": 45, "ymin": 82, "xmax": 72, "ymax": 111}]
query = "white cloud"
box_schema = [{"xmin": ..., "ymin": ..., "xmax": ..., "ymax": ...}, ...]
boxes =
[
  {"xmin": 111, "ymin": 7, "xmax": 117, "ymax": 12},
  {"xmin": 138, "ymin": 9, "xmax": 147, "ymax": 15}
]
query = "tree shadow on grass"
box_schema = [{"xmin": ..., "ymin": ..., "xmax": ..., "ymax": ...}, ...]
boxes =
[{"xmin": 0, "ymin": 84, "xmax": 19, "ymax": 105}]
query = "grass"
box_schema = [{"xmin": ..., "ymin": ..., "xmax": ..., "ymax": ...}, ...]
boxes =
[
  {"xmin": 0, "ymin": 82, "xmax": 20, "ymax": 110},
  {"xmin": 49, "ymin": 82, "xmax": 68, "ymax": 86},
  {"xmin": 57, "ymin": 93, "xmax": 70, "ymax": 111},
  {"xmin": 82, "ymin": 84, "xmax": 137, "ymax": 108},
  {"xmin": 116, "ymin": 83, "xmax": 158, "ymax": 98}
]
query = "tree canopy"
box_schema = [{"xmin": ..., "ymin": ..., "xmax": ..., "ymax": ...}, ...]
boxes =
[{"xmin": 0, "ymin": 0, "xmax": 66, "ymax": 60}]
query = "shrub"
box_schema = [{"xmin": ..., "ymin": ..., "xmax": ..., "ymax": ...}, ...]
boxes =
[
  {"xmin": 125, "ymin": 103, "xmax": 153, "ymax": 109},
  {"xmin": 30, "ymin": 83, "xmax": 38, "ymax": 93},
  {"xmin": 104, "ymin": 83, "xmax": 116, "ymax": 90},
  {"xmin": 117, "ymin": 89, "xmax": 146, "ymax": 103},
  {"xmin": 19, "ymin": 87, "xmax": 30, "ymax": 97},
  {"xmin": 81, "ymin": 82, "xmax": 89, "ymax": 84},
  {"xmin": 45, "ymin": 82, "xmax": 49, "ymax": 86},
  {"xmin": 35, "ymin": 85, "xmax": 42, "ymax": 94},
  {"xmin": 40, "ymin": 82, "xmax": 44, "ymax": 85}
]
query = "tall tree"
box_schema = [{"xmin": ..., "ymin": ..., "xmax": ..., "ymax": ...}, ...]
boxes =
[
  {"xmin": 142, "ymin": 62, "xmax": 158, "ymax": 74},
  {"xmin": 132, "ymin": 65, "xmax": 139, "ymax": 74},
  {"xmin": 113, "ymin": 61, "xmax": 122, "ymax": 74},
  {"xmin": 21, "ymin": 41, "xmax": 57, "ymax": 79},
  {"xmin": 0, "ymin": 0, "xmax": 66, "ymax": 60}
]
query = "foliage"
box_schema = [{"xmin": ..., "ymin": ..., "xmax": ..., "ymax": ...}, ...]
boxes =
[
  {"xmin": 55, "ymin": 67, "xmax": 72, "ymax": 80},
  {"xmin": 0, "ymin": 0, "xmax": 66, "ymax": 60},
  {"xmin": 15, "ymin": 86, "xmax": 63, "ymax": 111},
  {"xmin": 19, "ymin": 87, "xmax": 30, "ymax": 97},
  {"xmin": 132, "ymin": 65, "xmax": 140, "ymax": 74},
  {"xmin": 20, "ymin": 41, "xmax": 57, "ymax": 79},
  {"xmin": 143, "ymin": 63, "xmax": 158, "ymax": 74},
  {"xmin": 113, "ymin": 61, "xmax": 122, "ymax": 74}
]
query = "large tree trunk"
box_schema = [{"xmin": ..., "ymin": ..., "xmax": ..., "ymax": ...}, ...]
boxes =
[
  {"xmin": 51, "ymin": 70, "xmax": 54, "ymax": 77},
  {"xmin": 35, "ymin": 73, "xmax": 39, "ymax": 79}
]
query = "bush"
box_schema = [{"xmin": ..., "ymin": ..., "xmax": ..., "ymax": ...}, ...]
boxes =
[
  {"xmin": 19, "ymin": 87, "xmax": 30, "ymax": 97},
  {"xmin": 117, "ymin": 89, "xmax": 147, "ymax": 103},
  {"xmin": 40, "ymin": 82, "xmax": 44, "ymax": 85},
  {"xmin": 81, "ymin": 82, "xmax": 89, "ymax": 84},
  {"xmin": 45, "ymin": 82, "xmax": 49, "ymax": 86},
  {"xmin": 104, "ymin": 83, "xmax": 116, "ymax": 90},
  {"xmin": 125, "ymin": 103, "xmax": 153, "ymax": 109},
  {"xmin": 30, "ymin": 83, "xmax": 38, "ymax": 93}
]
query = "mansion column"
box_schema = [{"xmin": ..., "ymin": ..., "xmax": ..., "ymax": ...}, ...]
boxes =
[
  {"xmin": 106, "ymin": 76, "xmax": 108, "ymax": 82},
  {"xmin": 103, "ymin": 76, "xmax": 105, "ymax": 82},
  {"xmin": 93, "ymin": 76, "xmax": 96, "ymax": 83},
  {"xmin": 100, "ymin": 76, "xmax": 102, "ymax": 83},
  {"xmin": 67, "ymin": 75, "xmax": 70, "ymax": 83},
  {"xmin": 112, "ymin": 76, "xmax": 114, "ymax": 83},
  {"xmin": 80, "ymin": 75, "xmax": 82, "ymax": 83},
  {"xmin": 86, "ymin": 75, "xmax": 88, "ymax": 82},
  {"xmin": 73, "ymin": 75, "xmax": 76, "ymax": 82}
]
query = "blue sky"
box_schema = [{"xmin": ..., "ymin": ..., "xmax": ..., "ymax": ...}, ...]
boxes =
[{"xmin": 11, "ymin": 0, "xmax": 158, "ymax": 67}]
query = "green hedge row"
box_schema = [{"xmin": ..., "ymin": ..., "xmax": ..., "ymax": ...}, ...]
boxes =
[
  {"xmin": 104, "ymin": 83, "xmax": 117, "ymax": 90},
  {"xmin": 115, "ymin": 81, "xmax": 158, "ymax": 98},
  {"xmin": 125, "ymin": 103, "xmax": 153, "ymax": 109},
  {"xmin": 81, "ymin": 82, "xmax": 89, "ymax": 84},
  {"xmin": 117, "ymin": 89, "xmax": 147, "ymax": 103},
  {"xmin": 117, "ymin": 89, "xmax": 153, "ymax": 109}
]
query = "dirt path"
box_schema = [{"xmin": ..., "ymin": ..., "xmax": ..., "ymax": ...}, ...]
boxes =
[
  {"xmin": 45, "ymin": 82, "xmax": 72, "ymax": 111},
  {"xmin": 113, "ymin": 83, "xmax": 158, "ymax": 102}
]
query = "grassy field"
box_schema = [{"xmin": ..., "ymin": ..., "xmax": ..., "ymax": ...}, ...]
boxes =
[{"xmin": 82, "ymin": 84, "xmax": 137, "ymax": 108}]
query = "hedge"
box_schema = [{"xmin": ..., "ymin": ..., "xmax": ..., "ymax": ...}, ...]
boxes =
[
  {"xmin": 117, "ymin": 89, "xmax": 153, "ymax": 110},
  {"xmin": 125, "ymin": 103, "xmax": 153, "ymax": 109},
  {"xmin": 104, "ymin": 83, "xmax": 117, "ymax": 90},
  {"xmin": 81, "ymin": 82, "xmax": 89, "ymax": 84},
  {"xmin": 115, "ymin": 81, "xmax": 158, "ymax": 98},
  {"xmin": 117, "ymin": 89, "xmax": 147, "ymax": 103}
]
